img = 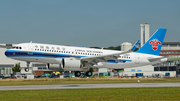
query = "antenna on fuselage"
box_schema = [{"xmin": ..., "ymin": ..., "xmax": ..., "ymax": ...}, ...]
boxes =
[{"xmin": 30, "ymin": 41, "xmax": 32, "ymax": 43}]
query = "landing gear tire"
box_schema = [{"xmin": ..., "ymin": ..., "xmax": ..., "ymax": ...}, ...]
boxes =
[
  {"xmin": 25, "ymin": 68, "xmax": 29, "ymax": 72},
  {"xmin": 75, "ymin": 71, "xmax": 81, "ymax": 77},
  {"xmin": 86, "ymin": 71, "xmax": 92, "ymax": 77}
]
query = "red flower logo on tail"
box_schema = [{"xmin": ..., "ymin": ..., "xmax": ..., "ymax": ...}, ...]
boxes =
[{"xmin": 149, "ymin": 39, "xmax": 161, "ymax": 51}]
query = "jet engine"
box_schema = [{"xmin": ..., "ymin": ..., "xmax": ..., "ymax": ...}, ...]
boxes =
[
  {"xmin": 61, "ymin": 58, "xmax": 81, "ymax": 71},
  {"xmin": 47, "ymin": 63, "xmax": 62, "ymax": 69},
  {"xmin": 47, "ymin": 58, "xmax": 81, "ymax": 71}
]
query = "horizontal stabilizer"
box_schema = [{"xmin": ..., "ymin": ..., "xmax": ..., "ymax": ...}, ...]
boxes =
[{"xmin": 148, "ymin": 57, "xmax": 168, "ymax": 62}]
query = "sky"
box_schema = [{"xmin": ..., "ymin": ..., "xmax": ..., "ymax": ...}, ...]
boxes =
[{"xmin": 0, "ymin": 0, "xmax": 180, "ymax": 47}]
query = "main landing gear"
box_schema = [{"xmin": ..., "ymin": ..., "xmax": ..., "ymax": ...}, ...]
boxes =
[
  {"xmin": 86, "ymin": 71, "xmax": 92, "ymax": 77},
  {"xmin": 75, "ymin": 71, "xmax": 92, "ymax": 77},
  {"xmin": 75, "ymin": 71, "xmax": 81, "ymax": 77},
  {"xmin": 25, "ymin": 62, "xmax": 30, "ymax": 72}
]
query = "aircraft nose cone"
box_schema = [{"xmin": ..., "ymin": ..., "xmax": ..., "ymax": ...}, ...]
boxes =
[
  {"xmin": 4, "ymin": 50, "xmax": 8, "ymax": 56},
  {"xmin": 4, "ymin": 50, "xmax": 11, "ymax": 57}
]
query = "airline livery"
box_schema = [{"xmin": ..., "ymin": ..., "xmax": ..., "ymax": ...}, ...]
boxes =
[{"xmin": 5, "ymin": 28, "xmax": 167, "ymax": 77}]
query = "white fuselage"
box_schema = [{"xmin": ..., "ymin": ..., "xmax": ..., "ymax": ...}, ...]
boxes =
[{"xmin": 5, "ymin": 43, "xmax": 166, "ymax": 70}]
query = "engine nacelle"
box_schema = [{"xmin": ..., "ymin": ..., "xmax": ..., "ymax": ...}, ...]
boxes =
[
  {"xmin": 61, "ymin": 58, "xmax": 81, "ymax": 71},
  {"xmin": 47, "ymin": 63, "xmax": 61, "ymax": 69}
]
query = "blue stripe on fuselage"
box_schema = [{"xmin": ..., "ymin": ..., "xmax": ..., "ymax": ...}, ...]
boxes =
[
  {"xmin": 5, "ymin": 50, "xmax": 84, "ymax": 58},
  {"xmin": 5, "ymin": 50, "xmax": 132, "ymax": 63}
]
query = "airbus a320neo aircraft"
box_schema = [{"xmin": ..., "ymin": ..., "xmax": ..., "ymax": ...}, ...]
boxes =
[{"xmin": 5, "ymin": 28, "xmax": 167, "ymax": 77}]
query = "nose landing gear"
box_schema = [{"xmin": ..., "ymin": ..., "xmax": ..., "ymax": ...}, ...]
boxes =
[
  {"xmin": 25, "ymin": 62, "xmax": 30, "ymax": 72},
  {"xmin": 25, "ymin": 68, "xmax": 29, "ymax": 72}
]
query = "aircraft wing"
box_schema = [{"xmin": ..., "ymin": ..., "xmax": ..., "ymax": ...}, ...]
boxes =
[{"xmin": 81, "ymin": 40, "xmax": 140, "ymax": 66}]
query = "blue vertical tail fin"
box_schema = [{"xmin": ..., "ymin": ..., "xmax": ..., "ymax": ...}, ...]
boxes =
[{"xmin": 136, "ymin": 28, "xmax": 167, "ymax": 55}]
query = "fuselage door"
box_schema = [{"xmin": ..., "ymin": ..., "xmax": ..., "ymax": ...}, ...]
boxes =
[
  {"xmin": 28, "ymin": 44, "xmax": 33, "ymax": 55},
  {"xmin": 135, "ymin": 54, "xmax": 140, "ymax": 64}
]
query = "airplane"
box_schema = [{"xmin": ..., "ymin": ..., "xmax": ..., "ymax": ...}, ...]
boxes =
[{"xmin": 5, "ymin": 28, "xmax": 167, "ymax": 77}]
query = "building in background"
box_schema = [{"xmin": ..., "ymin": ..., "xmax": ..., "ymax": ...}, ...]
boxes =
[
  {"xmin": 156, "ymin": 42, "xmax": 180, "ymax": 74},
  {"xmin": 121, "ymin": 42, "xmax": 132, "ymax": 51},
  {"xmin": 140, "ymin": 23, "xmax": 149, "ymax": 47}
]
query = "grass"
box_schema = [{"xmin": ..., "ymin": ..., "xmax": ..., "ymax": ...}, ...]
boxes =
[
  {"xmin": 0, "ymin": 87, "xmax": 180, "ymax": 101},
  {"xmin": 0, "ymin": 77, "xmax": 180, "ymax": 86}
]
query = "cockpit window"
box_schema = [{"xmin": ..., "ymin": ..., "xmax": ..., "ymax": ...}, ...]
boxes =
[{"xmin": 12, "ymin": 46, "xmax": 22, "ymax": 49}]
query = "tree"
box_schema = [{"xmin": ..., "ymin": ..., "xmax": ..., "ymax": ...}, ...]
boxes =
[
  {"xmin": 90, "ymin": 47, "xmax": 101, "ymax": 49},
  {"xmin": 107, "ymin": 46, "xmax": 121, "ymax": 50},
  {"xmin": 12, "ymin": 63, "xmax": 21, "ymax": 72},
  {"xmin": 114, "ymin": 46, "xmax": 121, "ymax": 50},
  {"xmin": 89, "ymin": 67, "xmax": 94, "ymax": 72},
  {"xmin": 90, "ymin": 46, "xmax": 121, "ymax": 50}
]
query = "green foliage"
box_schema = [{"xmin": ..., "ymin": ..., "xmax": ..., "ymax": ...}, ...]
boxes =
[
  {"xmin": 12, "ymin": 63, "xmax": 21, "ymax": 72},
  {"xmin": 107, "ymin": 45, "xmax": 121, "ymax": 50},
  {"xmin": 90, "ymin": 46, "xmax": 121, "ymax": 50},
  {"xmin": 89, "ymin": 67, "xmax": 94, "ymax": 72},
  {"xmin": 114, "ymin": 45, "xmax": 121, "ymax": 50},
  {"xmin": 0, "ymin": 87, "xmax": 180, "ymax": 101},
  {"xmin": 90, "ymin": 47, "xmax": 101, "ymax": 49}
]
